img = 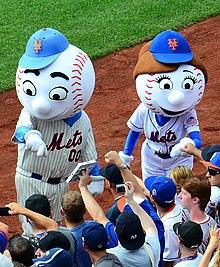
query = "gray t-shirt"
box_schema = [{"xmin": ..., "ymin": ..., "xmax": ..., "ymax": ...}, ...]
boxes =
[
  {"xmin": 107, "ymin": 232, "xmax": 160, "ymax": 267},
  {"xmin": 94, "ymin": 253, "xmax": 124, "ymax": 267}
]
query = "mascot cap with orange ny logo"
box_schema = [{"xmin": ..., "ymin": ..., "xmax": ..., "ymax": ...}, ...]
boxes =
[
  {"xmin": 19, "ymin": 28, "xmax": 69, "ymax": 69},
  {"xmin": 149, "ymin": 30, "xmax": 193, "ymax": 63}
]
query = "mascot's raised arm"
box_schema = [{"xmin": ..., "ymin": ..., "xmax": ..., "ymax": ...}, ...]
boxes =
[
  {"xmin": 119, "ymin": 30, "xmax": 208, "ymax": 179},
  {"xmin": 13, "ymin": 28, "xmax": 104, "ymax": 236}
]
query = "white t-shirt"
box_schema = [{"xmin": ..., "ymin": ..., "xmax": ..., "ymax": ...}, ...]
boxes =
[{"xmin": 174, "ymin": 253, "xmax": 203, "ymax": 267}]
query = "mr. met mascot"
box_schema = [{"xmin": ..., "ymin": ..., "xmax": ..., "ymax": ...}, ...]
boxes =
[
  {"xmin": 13, "ymin": 28, "xmax": 104, "ymax": 235},
  {"xmin": 119, "ymin": 30, "xmax": 208, "ymax": 179}
]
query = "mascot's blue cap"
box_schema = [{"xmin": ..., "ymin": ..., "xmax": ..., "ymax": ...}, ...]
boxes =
[
  {"xmin": 19, "ymin": 28, "xmax": 69, "ymax": 69},
  {"xmin": 149, "ymin": 30, "xmax": 193, "ymax": 64}
]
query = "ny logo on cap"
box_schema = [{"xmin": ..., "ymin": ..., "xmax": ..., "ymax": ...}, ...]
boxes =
[
  {"xmin": 130, "ymin": 234, "xmax": 137, "ymax": 240},
  {"xmin": 168, "ymin": 38, "xmax": 178, "ymax": 51},
  {"xmin": 34, "ymin": 40, "xmax": 43, "ymax": 54}
]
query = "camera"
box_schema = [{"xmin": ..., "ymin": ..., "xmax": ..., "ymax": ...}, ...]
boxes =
[
  {"xmin": 116, "ymin": 184, "xmax": 125, "ymax": 193},
  {"xmin": 0, "ymin": 207, "xmax": 11, "ymax": 216}
]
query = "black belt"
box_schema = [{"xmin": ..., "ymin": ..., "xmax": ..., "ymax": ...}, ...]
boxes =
[
  {"xmin": 155, "ymin": 151, "xmax": 171, "ymax": 159},
  {"xmin": 31, "ymin": 173, "xmax": 64, "ymax": 184}
]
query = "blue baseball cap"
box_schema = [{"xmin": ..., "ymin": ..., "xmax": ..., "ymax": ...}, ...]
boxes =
[
  {"xmin": 19, "ymin": 28, "xmax": 69, "ymax": 69},
  {"xmin": 201, "ymin": 151, "xmax": 220, "ymax": 170},
  {"xmin": 149, "ymin": 30, "xmax": 193, "ymax": 64},
  {"xmin": 144, "ymin": 176, "xmax": 176, "ymax": 203},
  {"xmin": 0, "ymin": 230, "xmax": 7, "ymax": 253},
  {"xmin": 32, "ymin": 248, "xmax": 73, "ymax": 267},
  {"xmin": 82, "ymin": 221, "xmax": 108, "ymax": 251}
]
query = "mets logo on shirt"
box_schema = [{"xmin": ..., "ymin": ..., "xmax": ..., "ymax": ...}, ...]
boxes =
[{"xmin": 186, "ymin": 116, "xmax": 197, "ymax": 126}]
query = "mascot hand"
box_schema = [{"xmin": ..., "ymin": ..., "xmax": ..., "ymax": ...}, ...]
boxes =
[
  {"xmin": 170, "ymin": 137, "xmax": 195, "ymax": 157},
  {"xmin": 118, "ymin": 151, "xmax": 134, "ymax": 166},
  {"xmin": 87, "ymin": 176, "xmax": 104, "ymax": 195},
  {"xmin": 24, "ymin": 130, "xmax": 48, "ymax": 157}
]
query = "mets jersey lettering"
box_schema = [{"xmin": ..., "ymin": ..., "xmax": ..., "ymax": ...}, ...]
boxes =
[
  {"xmin": 150, "ymin": 130, "xmax": 177, "ymax": 143},
  {"xmin": 127, "ymin": 103, "xmax": 199, "ymax": 154},
  {"xmin": 47, "ymin": 130, "xmax": 82, "ymax": 162}
]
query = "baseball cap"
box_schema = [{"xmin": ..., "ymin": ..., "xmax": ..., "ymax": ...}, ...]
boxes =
[
  {"xmin": 82, "ymin": 221, "xmax": 108, "ymax": 251},
  {"xmin": 144, "ymin": 176, "xmax": 176, "ymax": 203},
  {"xmin": 0, "ymin": 230, "xmax": 7, "ymax": 253},
  {"xmin": 173, "ymin": 221, "xmax": 203, "ymax": 249},
  {"xmin": 0, "ymin": 253, "xmax": 13, "ymax": 267},
  {"xmin": 149, "ymin": 30, "xmax": 193, "ymax": 64},
  {"xmin": 32, "ymin": 247, "xmax": 73, "ymax": 267},
  {"xmin": 25, "ymin": 194, "xmax": 51, "ymax": 217},
  {"xmin": 201, "ymin": 152, "xmax": 220, "ymax": 170},
  {"xmin": 29, "ymin": 231, "xmax": 70, "ymax": 252},
  {"xmin": 99, "ymin": 164, "xmax": 123, "ymax": 185},
  {"xmin": 19, "ymin": 28, "xmax": 69, "ymax": 69},
  {"xmin": 201, "ymin": 145, "xmax": 220, "ymax": 161},
  {"xmin": 116, "ymin": 211, "xmax": 145, "ymax": 250}
]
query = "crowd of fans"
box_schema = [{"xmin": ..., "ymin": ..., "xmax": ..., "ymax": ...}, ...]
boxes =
[{"xmin": 0, "ymin": 143, "xmax": 220, "ymax": 266}]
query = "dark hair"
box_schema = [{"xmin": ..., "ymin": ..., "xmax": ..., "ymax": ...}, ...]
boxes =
[
  {"xmin": 154, "ymin": 199, "xmax": 175, "ymax": 209},
  {"xmin": 9, "ymin": 234, "xmax": 35, "ymax": 267},
  {"xmin": 12, "ymin": 261, "xmax": 27, "ymax": 267}
]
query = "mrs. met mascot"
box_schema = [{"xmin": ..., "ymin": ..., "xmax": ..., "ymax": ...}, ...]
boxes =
[{"xmin": 119, "ymin": 30, "xmax": 208, "ymax": 180}]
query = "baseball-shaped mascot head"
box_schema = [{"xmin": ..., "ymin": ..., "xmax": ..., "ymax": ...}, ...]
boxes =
[
  {"xmin": 133, "ymin": 30, "xmax": 208, "ymax": 117},
  {"xmin": 16, "ymin": 28, "xmax": 95, "ymax": 120}
]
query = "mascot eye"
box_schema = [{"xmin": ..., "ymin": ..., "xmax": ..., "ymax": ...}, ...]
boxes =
[
  {"xmin": 155, "ymin": 75, "xmax": 173, "ymax": 90},
  {"xmin": 23, "ymin": 81, "xmax": 36, "ymax": 96},
  {"xmin": 49, "ymin": 87, "xmax": 68, "ymax": 100},
  {"xmin": 182, "ymin": 76, "xmax": 197, "ymax": 90}
]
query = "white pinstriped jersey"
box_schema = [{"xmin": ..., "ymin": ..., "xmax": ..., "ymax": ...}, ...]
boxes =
[
  {"xmin": 127, "ymin": 103, "xmax": 200, "ymax": 155},
  {"xmin": 161, "ymin": 204, "xmax": 182, "ymax": 262},
  {"xmin": 14, "ymin": 108, "xmax": 97, "ymax": 181}
]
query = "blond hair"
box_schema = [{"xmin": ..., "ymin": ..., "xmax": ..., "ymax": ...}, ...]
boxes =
[{"xmin": 170, "ymin": 165, "xmax": 193, "ymax": 194}]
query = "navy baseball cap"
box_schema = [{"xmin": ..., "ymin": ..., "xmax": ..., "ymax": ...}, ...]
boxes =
[
  {"xmin": 144, "ymin": 176, "xmax": 176, "ymax": 203},
  {"xmin": 25, "ymin": 194, "xmax": 51, "ymax": 217},
  {"xmin": 32, "ymin": 248, "xmax": 73, "ymax": 267},
  {"xmin": 99, "ymin": 164, "xmax": 124, "ymax": 185},
  {"xmin": 201, "ymin": 145, "xmax": 220, "ymax": 161},
  {"xmin": 19, "ymin": 28, "xmax": 69, "ymax": 69},
  {"xmin": 82, "ymin": 221, "xmax": 108, "ymax": 251},
  {"xmin": 201, "ymin": 151, "xmax": 220, "ymax": 170},
  {"xmin": 173, "ymin": 221, "xmax": 203, "ymax": 249},
  {"xmin": 116, "ymin": 211, "xmax": 145, "ymax": 250},
  {"xmin": 29, "ymin": 231, "xmax": 70, "ymax": 252},
  {"xmin": 149, "ymin": 30, "xmax": 193, "ymax": 64}
]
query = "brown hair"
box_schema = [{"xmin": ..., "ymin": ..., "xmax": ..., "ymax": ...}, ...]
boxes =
[
  {"xmin": 170, "ymin": 165, "xmax": 193, "ymax": 194},
  {"xmin": 133, "ymin": 41, "xmax": 208, "ymax": 82},
  {"xmin": 61, "ymin": 190, "xmax": 86, "ymax": 223},
  {"xmin": 182, "ymin": 177, "xmax": 211, "ymax": 211}
]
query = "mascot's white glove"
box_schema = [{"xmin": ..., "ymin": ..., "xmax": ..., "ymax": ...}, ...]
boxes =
[
  {"xmin": 118, "ymin": 151, "xmax": 134, "ymax": 167},
  {"xmin": 24, "ymin": 130, "xmax": 48, "ymax": 157},
  {"xmin": 87, "ymin": 176, "xmax": 104, "ymax": 195},
  {"xmin": 170, "ymin": 137, "xmax": 195, "ymax": 157}
]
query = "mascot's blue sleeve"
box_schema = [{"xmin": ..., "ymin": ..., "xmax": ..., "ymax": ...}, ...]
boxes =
[
  {"xmin": 89, "ymin": 161, "xmax": 100, "ymax": 176},
  {"xmin": 123, "ymin": 130, "xmax": 141, "ymax": 156},
  {"xmin": 189, "ymin": 131, "xmax": 202, "ymax": 149},
  {"xmin": 13, "ymin": 126, "xmax": 32, "ymax": 143}
]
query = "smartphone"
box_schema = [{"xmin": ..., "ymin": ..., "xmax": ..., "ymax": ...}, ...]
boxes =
[
  {"xmin": 116, "ymin": 184, "xmax": 125, "ymax": 193},
  {"xmin": 0, "ymin": 207, "xmax": 11, "ymax": 216}
]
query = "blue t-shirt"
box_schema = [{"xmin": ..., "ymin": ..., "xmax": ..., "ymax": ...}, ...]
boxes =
[{"xmin": 70, "ymin": 221, "xmax": 93, "ymax": 267}]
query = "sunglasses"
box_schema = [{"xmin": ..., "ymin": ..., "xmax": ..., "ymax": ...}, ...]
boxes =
[{"xmin": 208, "ymin": 167, "xmax": 220, "ymax": 176}]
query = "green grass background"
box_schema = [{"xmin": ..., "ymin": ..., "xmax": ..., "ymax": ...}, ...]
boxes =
[{"xmin": 1, "ymin": 0, "xmax": 220, "ymax": 92}]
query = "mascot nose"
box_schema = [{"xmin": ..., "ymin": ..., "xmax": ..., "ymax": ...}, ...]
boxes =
[
  {"xmin": 32, "ymin": 97, "xmax": 52, "ymax": 114},
  {"xmin": 168, "ymin": 91, "xmax": 185, "ymax": 106}
]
